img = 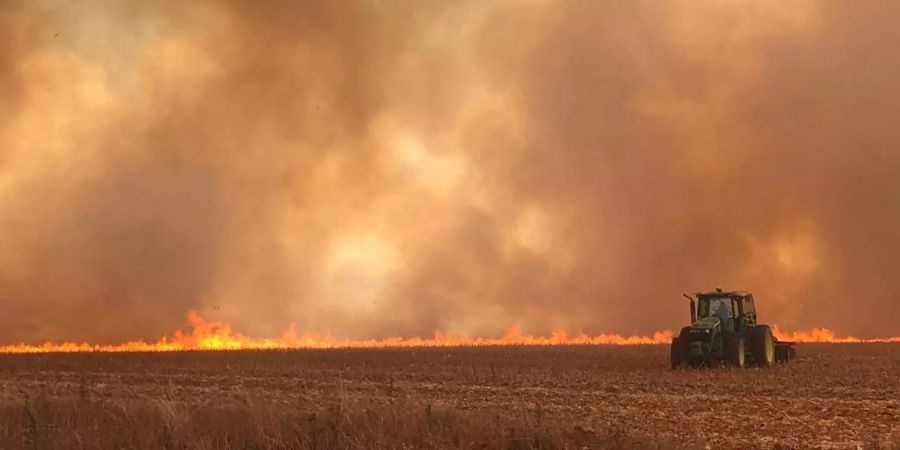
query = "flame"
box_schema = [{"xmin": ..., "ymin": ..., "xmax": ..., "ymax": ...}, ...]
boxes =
[
  {"xmin": 0, "ymin": 311, "xmax": 672, "ymax": 353},
  {"xmin": 0, "ymin": 312, "xmax": 897, "ymax": 353},
  {"xmin": 772, "ymin": 325, "xmax": 900, "ymax": 343}
]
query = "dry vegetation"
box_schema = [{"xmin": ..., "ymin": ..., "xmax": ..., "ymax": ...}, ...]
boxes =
[{"xmin": 0, "ymin": 344, "xmax": 898, "ymax": 449}]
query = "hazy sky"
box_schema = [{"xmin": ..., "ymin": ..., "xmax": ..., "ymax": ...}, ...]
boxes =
[{"xmin": 1, "ymin": 0, "xmax": 899, "ymax": 343}]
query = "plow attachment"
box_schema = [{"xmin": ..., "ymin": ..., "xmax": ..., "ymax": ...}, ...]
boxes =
[{"xmin": 774, "ymin": 340, "xmax": 797, "ymax": 363}]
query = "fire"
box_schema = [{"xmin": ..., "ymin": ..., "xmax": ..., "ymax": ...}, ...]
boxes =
[
  {"xmin": 0, "ymin": 311, "xmax": 672, "ymax": 353},
  {"xmin": 772, "ymin": 325, "xmax": 900, "ymax": 344},
  {"xmin": 0, "ymin": 312, "xmax": 897, "ymax": 353}
]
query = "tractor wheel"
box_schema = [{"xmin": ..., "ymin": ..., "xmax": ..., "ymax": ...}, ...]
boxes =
[
  {"xmin": 750, "ymin": 325, "xmax": 776, "ymax": 367},
  {"xmin": 671, "ymin": 337, "xmax": 687, "ymax": 369},
  {"xmin": 726, "ymin": 336, "xmax": 746, "ymax": 368}
]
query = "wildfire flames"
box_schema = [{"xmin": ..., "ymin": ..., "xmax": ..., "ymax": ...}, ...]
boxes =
[
  {"xmin": 0, "ymin": 312, "xmax": 896, "ymax": 353},
  {"xmin": 772, "ymin": 326, "xmax": 900, "ymax": 344}
]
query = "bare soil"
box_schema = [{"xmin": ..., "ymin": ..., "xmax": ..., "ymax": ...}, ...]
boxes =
[{"xmin": 0, "ymin": 343, "xmax": 897, "ymax": 449}]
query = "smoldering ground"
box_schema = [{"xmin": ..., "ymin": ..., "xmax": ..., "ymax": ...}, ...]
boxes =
[{"xmin": 1, "ymin": 0, "xmax": 899, "ymax": 343}]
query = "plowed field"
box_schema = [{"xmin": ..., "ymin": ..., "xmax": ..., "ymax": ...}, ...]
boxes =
[{"xmin": 0, "ymin": 344, "xmax": 897, "ymax": 449}]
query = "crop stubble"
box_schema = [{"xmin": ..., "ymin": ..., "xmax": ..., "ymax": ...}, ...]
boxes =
[{"xmin": 0, "ymin": 344, "xmax": 897, "ymax": 449}]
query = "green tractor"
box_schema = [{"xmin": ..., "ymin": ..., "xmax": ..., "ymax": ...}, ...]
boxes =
[{"xmin": 671, "ymin": 288, "xmax": 796, "ymax": 368}]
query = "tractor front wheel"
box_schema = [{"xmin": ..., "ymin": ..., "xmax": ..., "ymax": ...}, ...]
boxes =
[
  {"xmin": 750, "ymin": 325, "xmax": 776, "ymax": 367},
  {"xmin": 726, "ymin": 337, "xmax": 746, "ymax": 368}
]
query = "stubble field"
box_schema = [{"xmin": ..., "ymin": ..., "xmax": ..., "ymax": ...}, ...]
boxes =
[{"xmin": 0, "ymin": 344, "xmax": 897, "ymax": 449}]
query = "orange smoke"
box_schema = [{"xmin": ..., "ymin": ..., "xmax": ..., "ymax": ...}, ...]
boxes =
[{"xmin": 0, "ymin": 312, "xmax": 897, "ymax": 353}]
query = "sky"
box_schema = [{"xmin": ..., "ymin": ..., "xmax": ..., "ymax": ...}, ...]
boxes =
[{"xmin": 1, "ymin": 0, "xmax": 899, "ymax": 343}]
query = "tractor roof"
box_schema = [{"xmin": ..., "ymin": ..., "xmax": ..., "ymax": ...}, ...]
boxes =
[{"xmin": 695, "ymin": 289, "xmax": 751, "ymax": 297}]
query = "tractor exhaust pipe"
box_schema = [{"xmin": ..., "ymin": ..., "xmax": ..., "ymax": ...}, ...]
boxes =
[{"xmin": 682, "ymin": 293, "xmax": 696, "ymax": 323}]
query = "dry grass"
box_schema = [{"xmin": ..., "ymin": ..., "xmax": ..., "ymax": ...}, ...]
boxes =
[
  {"xmin": 0, "ymin": 392, "xmax": 660, "ymax": 450},
  {"xmin": 0, "ymin": 344, "xmax": 897, "ymax": 449}
]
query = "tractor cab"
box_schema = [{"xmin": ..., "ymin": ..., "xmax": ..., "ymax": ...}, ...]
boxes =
[{"xmin": 694, "ymin": 289, "xmax": 757, "ymax": 335}]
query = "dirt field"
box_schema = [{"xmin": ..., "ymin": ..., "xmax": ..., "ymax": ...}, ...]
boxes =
[{"xmin": 0, "ymin": 344, "xmax": 897, "ymax": 449}]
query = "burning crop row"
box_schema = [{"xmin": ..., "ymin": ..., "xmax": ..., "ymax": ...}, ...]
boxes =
[{"xmin": 0, "ymin": 312, "xmax": 896, "ymax": 353}]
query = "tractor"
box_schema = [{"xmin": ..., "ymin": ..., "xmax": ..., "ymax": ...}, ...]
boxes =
[{"xmin": 671, "ymin": 288, "xmax": 796, "ymax": 368}]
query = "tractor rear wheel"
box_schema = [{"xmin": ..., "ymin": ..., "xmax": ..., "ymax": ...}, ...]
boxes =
[
  {"xmin": 671, "ymin": 337, "xmax": 687, "ymax": 369},
  {"xmin": 726, "ymin": 336, "xmax": 746, "ymax": 368},
  {"xmin": 750, "ymin": 325, "xmax": 776, "ymax": 367}
]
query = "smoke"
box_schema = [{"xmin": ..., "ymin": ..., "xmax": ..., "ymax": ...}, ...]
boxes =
[{"xmin": 1, "ymin": 0, "xmax": 898, "ymax": 343}]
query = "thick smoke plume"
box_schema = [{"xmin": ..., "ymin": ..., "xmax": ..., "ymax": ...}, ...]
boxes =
[{"xmin": 1, "ymin": 0, "xmax": 899, "ymax": 343}]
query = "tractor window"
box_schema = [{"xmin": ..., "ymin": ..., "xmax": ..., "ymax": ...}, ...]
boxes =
[
  {"xmin": 743, "ymin": 295, "xmax": 756, "ymax": 315},
  {"xmin": 698, "ymin": 297, "xmax": 735, "ymax": 319}
]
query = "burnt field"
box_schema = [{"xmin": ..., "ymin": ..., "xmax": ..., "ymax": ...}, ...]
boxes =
[{"xmin": 0, "ymin": 344, "xmax": 897, "ymax": 449}]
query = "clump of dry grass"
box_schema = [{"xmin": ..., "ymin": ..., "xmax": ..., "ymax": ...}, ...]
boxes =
[{"xmin": 0, "ymin": 388, "xmax": 661, "ymax": 450}]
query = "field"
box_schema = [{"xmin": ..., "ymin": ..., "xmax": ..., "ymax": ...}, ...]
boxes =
[{"xmin": 0, "ymin": 344, "xmax": 897, "ymax": 449}]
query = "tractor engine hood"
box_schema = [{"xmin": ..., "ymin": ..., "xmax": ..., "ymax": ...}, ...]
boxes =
[{"xmin": 691, "ymin": 316, "xmax": 721, "ymax": 331}]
